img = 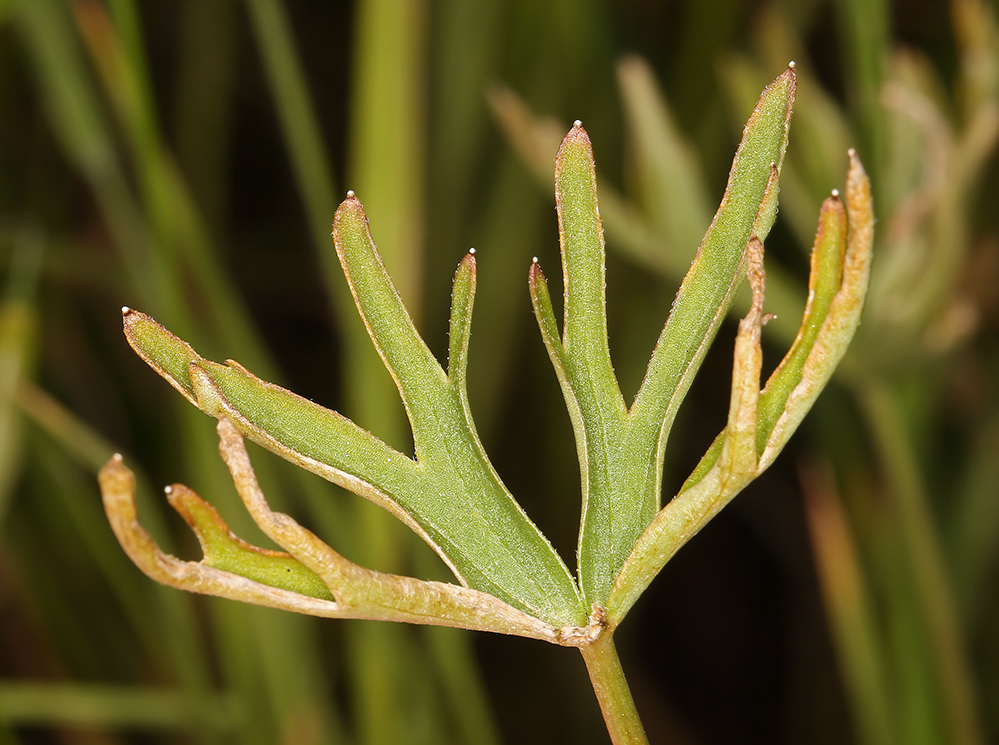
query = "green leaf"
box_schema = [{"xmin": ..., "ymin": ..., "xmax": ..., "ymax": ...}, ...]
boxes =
[
  {"xmin": 757, "ymin": 150, "xmax": 874, "ymax": 469},
  {"xmin": 608, "ymin": 150, "xmax": 874, "ymax": 623},
  {"xmin": 124, "ymin": 209, "xmax": 586, "ymax": 626},
  {"xmin": 616, "ymin": 66, "xmax": 795, "ymax": 566},
  {"xmin": 332, "ymin": 192, "xmax": 448, "ymax": 455},
  {"xmin": 676, "ymin": 184, "xmax": 851, "ymax": 493},
  {"xmin": 542, "ymin": 124, "xmax": 633, "ymax": 604},
  {"xmin": 167, "ymin": 482, "xmax": 335, "ymax": 601},
  {"xmin": 629, "ymin": 64, "xmax": 795, "ymax": 441},
  {"xmin": 756, "ymin": 191, "xmax": 847, "ymax": 449},
  {"xmin": 528, "ymin": 260, "xmax": 580, "ymax": 431},
  {"xmin": 540, "ymin": 67, "xmax": 795, "ymax": 605},
  {"xmin": 447, "ymin": 250, "xmax": 476, "ymax": 386}
]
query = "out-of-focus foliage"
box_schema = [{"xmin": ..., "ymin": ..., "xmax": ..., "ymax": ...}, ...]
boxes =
[{"xmin": 0, "ymin": 1, "xmax": 997, "ymax": 744}]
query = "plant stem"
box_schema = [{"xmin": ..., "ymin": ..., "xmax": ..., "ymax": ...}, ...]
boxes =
[{"xmin": 579, "ymin": 632, "xmax": 649, "ymax": 745}]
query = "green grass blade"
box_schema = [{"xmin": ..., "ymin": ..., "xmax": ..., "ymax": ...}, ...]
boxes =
[
  {"xmin": 13, "ymin": 0, "xmax": 154, "ymax": 301},
  {"xmin": 835, "ymin": 0, "xmax": 889, "ymax": 175},
  {"xmin": 860, "ymin": 383, "xmax": 985, "ymax": 745},
  {"xmin": 423, "ymin": 627, "xmax": 502, "ymax": 745},
  {"xmin": 19, "ymin": 429, "xmax": 223, "ymax": 744},
  {"xmin": 0, "ymin": 235, "xmax": 40, "ymax": 526},
  {"xmin": 0, "ymin": 682, "xmax": 240, "ymax": 731},
  {"xmin": 948, "ymin": 414, "xmax": 999, "ymax": 624},
  {"xmin": 71, "ymin": 0, "xmax": 275, "ymax": 371},
  {"xmin": 617, "ymin": 54, "xmax": 713, "ymax": 261},
  {"xmin": 803, "ymin": 463, "xmax": 896, "ymax": 745},
  {"xmin": 171, "ymin": 0, "xmax": 238, "ymax": 234},
  {"xmin": 244, "ymin": 0, "xmax": 338, "ymax": 259}
]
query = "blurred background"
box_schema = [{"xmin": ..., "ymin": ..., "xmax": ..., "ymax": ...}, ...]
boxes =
[{"xmin": 0, "ymin": 0, "xmax": 997, "ymax": 743}]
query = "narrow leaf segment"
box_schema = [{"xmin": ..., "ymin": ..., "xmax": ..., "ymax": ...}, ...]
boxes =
[
  {"xmin": 607, "ymin": 150, "xmax": 874, "ymax": 622},
  {"xmin": 531, "ymin": 66, "xmax": 796, "ymax": 605}
]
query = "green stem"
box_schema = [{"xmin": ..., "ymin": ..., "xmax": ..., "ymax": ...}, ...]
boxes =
[{"xmin": 579, "ymin": 633, "xmax": 649, "ymax": 745}]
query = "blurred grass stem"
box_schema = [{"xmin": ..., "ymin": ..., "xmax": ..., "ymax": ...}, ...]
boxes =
[
  {"xmin": 860, "ymin": 382, "xmax": 984, "ymax": 745},
  {"xmin": 0, "ymin": 682, "xmax": 240, "ymax": 731}
]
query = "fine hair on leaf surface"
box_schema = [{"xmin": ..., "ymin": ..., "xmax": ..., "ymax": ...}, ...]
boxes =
[{"xmin": 100, "ymin": 63, "xmax": 874, "ymax": 745}]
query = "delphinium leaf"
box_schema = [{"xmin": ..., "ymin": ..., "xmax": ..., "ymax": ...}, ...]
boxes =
[{"xmin": 547, "ymin": 123, "xmax": 630, "ymax": 604}]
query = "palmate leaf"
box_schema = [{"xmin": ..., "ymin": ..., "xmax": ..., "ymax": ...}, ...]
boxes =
[{"xmin": 110, "ymin": 64, "xmax": 871, "ymax": 662}]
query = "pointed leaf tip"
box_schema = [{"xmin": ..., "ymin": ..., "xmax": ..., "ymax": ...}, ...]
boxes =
[
  {"xmin": 454, "ymin": 251, "xmax": 477, "ymax": 278},
  {"xmin": 332, "ymin": 194, "xmax": 371, "ymax": 247},
  {"xmin": 122, "ymin": 309, "xmax": 203, "ymax": 406},
  {"xmin": 557, "ymin": 122, "xmax": 593, "ymax": 157},
  {"xmin": 528, "ymin": 259, "xmax": 545, "ymax": 285},
  {"xmin": 334, "ymin": 192, "xmax": 368, "ymax": 233}
]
